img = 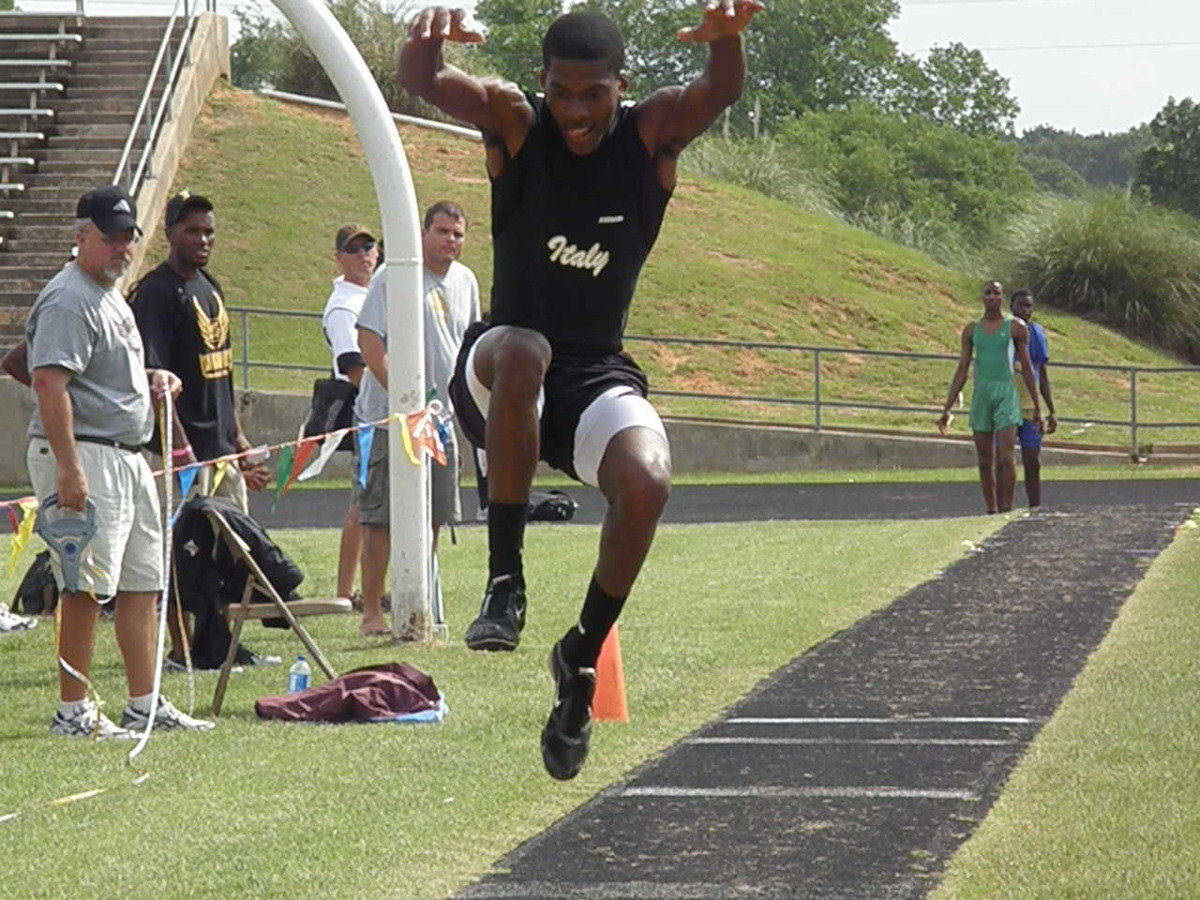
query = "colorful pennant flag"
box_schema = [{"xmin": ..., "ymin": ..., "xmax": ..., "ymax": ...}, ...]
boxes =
[
  {"xmin": 357, "ymin": 425, "xmax": 375, "ymax": 489},
  {"xmin": 177, "ymin": 465, "xmax": 199, "ymax": 499},
  {"xmin": 271, "ymin": 444, "xmax": 297, "ymax": 513},
  {"xmin": 211, "ymin": 460, "xmax": 229, "ymax": 495},
  {"xmin": 297, "ymin": 428, "xmax": 350, "ymax": 482},
  {"xmin": 6, "ymin": 499, "xmax": 38, "ymax": 575}
]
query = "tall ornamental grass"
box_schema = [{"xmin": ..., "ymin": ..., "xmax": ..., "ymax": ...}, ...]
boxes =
[
  {"xmin": 1001, "ymin": 191, "xmax": 1200, "ymax": 361},
  {"xmin": 680, "ymin": 136, "xmax": 845, "ymax": 222}
]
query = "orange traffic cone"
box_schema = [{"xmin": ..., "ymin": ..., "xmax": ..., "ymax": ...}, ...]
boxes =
[{"xmin": 592, "ymin": 625, "xmax": 629, "ymax": 723}]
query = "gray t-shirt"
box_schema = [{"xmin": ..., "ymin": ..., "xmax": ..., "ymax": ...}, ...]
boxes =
[
  {"xmin": 355, "ymin": 262, "xmax": 480, "ymax": 424},
  {"xmin": 26, "ymin": 262, "xmax": 153, "ymax": 446}
]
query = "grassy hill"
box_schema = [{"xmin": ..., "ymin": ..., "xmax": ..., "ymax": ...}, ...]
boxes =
[{"xmin": 145, "ymin": 83, "xmax": 1199, "ymax": 449}]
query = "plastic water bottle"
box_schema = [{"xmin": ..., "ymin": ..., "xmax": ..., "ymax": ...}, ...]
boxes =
[{"xmin": 287, "ymin": 655, "xmax": 311, "ymax": 694}]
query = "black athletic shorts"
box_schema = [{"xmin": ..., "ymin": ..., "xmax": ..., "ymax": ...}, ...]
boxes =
[{"xmin": 449, "ymin": 322, "xmax": 650, "ymax": 482}]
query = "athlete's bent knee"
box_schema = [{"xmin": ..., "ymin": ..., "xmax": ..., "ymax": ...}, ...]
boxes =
[
  {"xmin": 488, "ymin": 328, "xmax": 551, "ymax": 398},
  {"xmin": 617, "ymin": 462, "xmax": 671, "ymax": 524}
]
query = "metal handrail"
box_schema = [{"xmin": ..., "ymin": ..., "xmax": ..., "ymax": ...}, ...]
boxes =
[
  {"xmin": 227, "ymin": 305, "xmax": 1200, "ymax": 456},
  {"xmin": 110, "ymin": 0, "xmax": 215, "ymax": 194}
]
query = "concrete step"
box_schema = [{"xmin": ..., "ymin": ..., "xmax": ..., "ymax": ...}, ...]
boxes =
[
  {"xmin": 29, "ymin": 182, "xmax": 118, "ymax": 200},
  {"xmin": 47, "ymin": 122, "xmax": 130, "ymax": 137},
  {"xmin": 45, "ymin": 138, "xmax": 141, "ymax": 155},
  {"xmin": 0, "ymin": 251, "xmax": 76, "ymax": 268},
  {"xmin": 27, "ymin": 149, "xmax": 120, "ymax": 166},
  {"xmin": 30, "ymin": 159, "xmax": 116, "ymax": 174},
  {"xmin": 0, "ymin": 276, "xmax": 60, "ymax": 292},
  {"xmin": 63, "ymin": 86, "xmax": 164, "ymax": 101},
  {"xmin": 57, "ymin": 61, "xmax": 146, "ymax": 76},
  {"xmin": 32, "ymin": 164, "xmax": 115, "ymax": 181},
  {"xmin": 73, "ymin": 49, "xmax": 162, "ymax": 63},
  {"xmin": 3, "ymin": 221, "xmax": 74, "ymax": 237},
  {"xmin": 54, "ymin": 110, "xmax": 136, "ymax": 126},
  {"xmin": 66, "ymin": 72, "xmax": 149, "ymax": 89},
  {"xmin": 55, "ymin": 97, "xmax": 143, "ymax": 114}
]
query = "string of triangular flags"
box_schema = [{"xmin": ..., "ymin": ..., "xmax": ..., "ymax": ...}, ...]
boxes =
[{"xmin": 1, "ymin": 400, "xmax": 451, "ymax": 570}]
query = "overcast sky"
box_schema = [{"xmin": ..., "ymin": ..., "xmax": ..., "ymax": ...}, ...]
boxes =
[
  {"xmin": 893, "ymin": 0, "xmax": 1200, "ymax": 134},
  {"xmin": 25, "ymin": 0, "xmax": 1196, "ymax": 135}
]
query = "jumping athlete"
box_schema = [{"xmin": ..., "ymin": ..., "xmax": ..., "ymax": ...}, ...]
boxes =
[
  {"xmin": 1009, "ymin": 289, "xmax": 1057, "ymax": 507},
  {"xmin": 938, "ymin": 281, "xmax": 1044, "ymax": 514},
  {"xmin": 400, "ymin": 1, "xmax": 763, "ymax": 779}
]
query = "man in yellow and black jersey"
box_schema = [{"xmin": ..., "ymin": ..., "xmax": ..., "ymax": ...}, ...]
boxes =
[{"xmin": 130, "ymin": 191, "xmax": 274, "ymax": 669}]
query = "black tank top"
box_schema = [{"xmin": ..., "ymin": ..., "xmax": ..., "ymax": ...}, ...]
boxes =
[{"xmin": 489, "ymin": 94, "xmax": 672, "ymax": 355}]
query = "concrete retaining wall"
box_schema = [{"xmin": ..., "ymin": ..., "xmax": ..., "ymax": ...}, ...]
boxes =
[{"xmin": 1, "ymin": 380, "xmax": 1161, "ymax": 486}]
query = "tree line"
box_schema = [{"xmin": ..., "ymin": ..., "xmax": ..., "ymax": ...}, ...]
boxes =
[{"xmin": 230, "ymin": 0, "xmax": 1200, "ymax": 359}]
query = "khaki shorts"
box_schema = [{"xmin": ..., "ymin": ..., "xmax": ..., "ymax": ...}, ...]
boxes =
[
  {"xmin": 354, "ymin": 427, "xmax": 460, "ymax": 528},
  {"xmin": 27, "ymin": 438, "xmax": 163, "ymax": 599}
]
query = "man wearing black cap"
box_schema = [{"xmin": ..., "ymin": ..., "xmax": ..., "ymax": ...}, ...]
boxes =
[
  {"xmin": 129, "ymin": 190, "xmax": 275, "ymax": 671},
  {"xmin": 26, "ymin": 184, "xmax": 215, "ymax": 737}
]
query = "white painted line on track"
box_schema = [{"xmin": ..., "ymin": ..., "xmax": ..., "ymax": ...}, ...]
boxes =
[
  {"xmin": 689, "ymin": 737, "xmax": 1017, "ymax": 747},
  {"xmin": 620, "ymin": 786, "xmax": 980, "ymax": 801},
  {"xmin": 462, "ymin": 881, "xmax": 746, "ymax": 898},
  {"xmin": 726, "ymin": 716, "xmax": 1040, "ymax": 725}
]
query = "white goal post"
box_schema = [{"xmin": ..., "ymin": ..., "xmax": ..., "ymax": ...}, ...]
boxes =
[{"xmin": 272, "ymin": 0, "xmax": 431, "ymax": 641}]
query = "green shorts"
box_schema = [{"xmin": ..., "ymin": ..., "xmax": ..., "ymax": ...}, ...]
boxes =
[{"xmin": 969, "ymin": 381, "xmax": 1021, "ymax": 434}]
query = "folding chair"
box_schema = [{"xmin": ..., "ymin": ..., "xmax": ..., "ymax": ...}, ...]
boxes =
[{"xmin": 205, "ymin": 507, "xmax": 352, "ymax": 716}]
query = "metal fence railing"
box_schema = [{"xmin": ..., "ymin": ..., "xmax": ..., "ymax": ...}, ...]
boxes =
[{"xmin": 229, "ymin": 306, "xmax": 1200, "ymax": 459}]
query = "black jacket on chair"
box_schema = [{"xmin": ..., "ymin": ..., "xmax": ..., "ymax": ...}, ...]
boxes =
[{"xmin": 172, "ymin": 497, "xmax": 305, "ymax": 668}]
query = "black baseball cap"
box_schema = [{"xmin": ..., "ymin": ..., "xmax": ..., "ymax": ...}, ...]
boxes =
[
  {"xmin": 76, "ymin": 185, "xmax": 141, "ymax": 236},
  {"xmin": 165, "ymin": 190, "xmax": 214, "ymax": 227}
]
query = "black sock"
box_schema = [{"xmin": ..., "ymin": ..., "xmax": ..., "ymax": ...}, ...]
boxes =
[
  {"xmin": 560, "ymin": 574, "xmax": 627, "ymax": 669},
  {"xmin": 487, "ymin": 502, "xmax": 527, "ymax": 581}
]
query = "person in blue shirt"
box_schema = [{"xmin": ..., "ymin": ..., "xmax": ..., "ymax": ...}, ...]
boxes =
[{"xmin": 1010, "ymin": 289, "xmax": 1057, "ymax": 507}]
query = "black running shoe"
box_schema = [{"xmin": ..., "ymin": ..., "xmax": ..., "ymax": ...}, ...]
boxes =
[
  {"xmin": 541, "ymin": 640, "xmax": 597, "ymax": 781},
  {"xmin": 463, "ymin": 575, "xmax": 527, "ymax": 651}
]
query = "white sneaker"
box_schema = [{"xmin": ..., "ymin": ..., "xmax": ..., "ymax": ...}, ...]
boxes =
[
  {"xmin": 50, "ymin": 700, "xmax": 135, "ymax": 740},
  {"xmin": 0, "ymin": 603, "xmax": 37, "ymax": 634},
  {"xmin": 120, "ymin": 696, "xmax": 216, "ymax": 733}
]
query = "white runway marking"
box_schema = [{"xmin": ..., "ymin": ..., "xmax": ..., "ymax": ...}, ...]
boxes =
[
  {"xmin": 726, "ymin": 716, "xmax": 1040, "ymax": 725},
  {"xmin": 690, "ymin": 737, "xmax": 1017, "ymax": 747},
  {"xmin": 620, "ymin": 786, "xmax": 980, "ymax": 801}
]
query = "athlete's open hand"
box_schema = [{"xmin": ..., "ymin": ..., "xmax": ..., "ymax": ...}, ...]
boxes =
[
  {"xmin": 677, "ymin": 0, "xmax": 765, "ymax": 44},
  {"xmin": 936, "ymin": 410, "xmax": 952, "ymax": 436},
  {"xmin": 407, "ymin": 7, "xmax": 485, "ymax": 45}
]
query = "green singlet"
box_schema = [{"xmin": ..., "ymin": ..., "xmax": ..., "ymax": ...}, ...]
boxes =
[{"xmin": 968, "ymin": 315, "xmax": 1022, "ymax": 434}]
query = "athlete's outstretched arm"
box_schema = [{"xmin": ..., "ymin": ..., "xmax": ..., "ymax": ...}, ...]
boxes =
[
  {"xmin": 399, "ymin": 5, "xmax": 530, "ymax": 145},
  {"xmin": 1011, "ymin": 321, "xmax": 1045, "ymax": 431},
  {"xmin": 938, "ymin": 324, "xmax": 973, "ymax": 435},
  {"xmin": 638, "ymin": 1, "xmax": 764, "ymax": 169}
]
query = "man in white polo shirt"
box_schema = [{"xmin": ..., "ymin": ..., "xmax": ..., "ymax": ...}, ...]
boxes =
[
  {"xmin": 321, "ymin": 223, "xmax": 379, "ymax": 606},
  {"xmin": 26, "ymin": 185, "xmax": 214, "ymax": 739}
]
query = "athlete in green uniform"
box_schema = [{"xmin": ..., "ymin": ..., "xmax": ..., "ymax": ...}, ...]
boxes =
[{"xmin": 938, "ymin": 281, "xmax": 1044, "ymax": 513}]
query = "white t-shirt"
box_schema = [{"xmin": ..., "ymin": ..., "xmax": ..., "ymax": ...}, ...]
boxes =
[
  {"xmin": 355, "ymin": 261, "xmax": 481, "ymax": 424},
  {"xmin": 321, "ymin": 276, "xmax": 369, "ymax": 381}
]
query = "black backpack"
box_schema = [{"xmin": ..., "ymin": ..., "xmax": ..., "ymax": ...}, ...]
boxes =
[
  {"xmin": 526, "ymin": 490, "xmax": 578, "ymax": 522},
  {"xmin": 13, "ymin": 550, "xmax": 57, "ymax": 616}
]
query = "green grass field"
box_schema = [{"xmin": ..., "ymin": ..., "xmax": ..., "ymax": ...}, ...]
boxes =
[
  {"xmin": 144, "ymin": 84, "xmax": 1200, "ymax": 449},
  {"xmin": 936, "ymin": 519, "xmax": 1200, "ymax": 898},
  {"xmin": 0, "ymin": 517, "xmax": 1000, "ymax": 899}
]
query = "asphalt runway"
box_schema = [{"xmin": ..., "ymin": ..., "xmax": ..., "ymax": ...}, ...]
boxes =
[
  {"xmin": 457, "ymin": 502, "xmax": 1194, "ymax": 899},
  {"xmin": 252, "ymin": 478, "xmax": 1200, "ymax": 529}
]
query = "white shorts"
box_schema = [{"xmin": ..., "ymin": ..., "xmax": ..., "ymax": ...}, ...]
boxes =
[
  {"xmin": 27, "ymin": 438, "xmax": 163, "ymax": 599},
  {"xmin": 464, "ymin": 340, "xmax": 668, "ymax": 487}
]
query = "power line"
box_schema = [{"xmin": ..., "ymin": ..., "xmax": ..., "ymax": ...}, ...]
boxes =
[
  {"xmin": 906, "ymin": 1, "xmax": 1086, "ymax": 5},
  {"xmin": 913, "ymin": 40, "xmax": 1200, "ymax": 52}
]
